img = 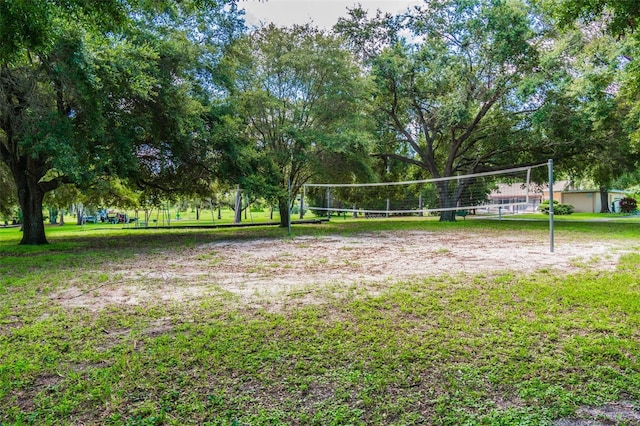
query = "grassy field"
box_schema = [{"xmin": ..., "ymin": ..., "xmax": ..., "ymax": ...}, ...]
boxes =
[
  {"xmin": 39, "ymin": 206, "xmax": 284, "ymax": 228},
  {"xmin": 1, "ymin": 218, "xmax": 639, "ymax": 425}
]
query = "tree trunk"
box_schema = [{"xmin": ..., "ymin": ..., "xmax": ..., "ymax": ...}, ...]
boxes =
[
  {"xmin": 599, "ymin": 187, "xmax": 610, "ymax": 213},
  {"xmin": 75, "ymin": 203, "xmax": 84, "ymax": 225},
  {"xmin": 436, "ymin": 182, "xmax": 457, "ymax": 222},
  {"xmin": 278, "ymin": 197, "xmax": 289, "ymax": 228},
  {"xmin": 439, "ymin": 209, "xmax": 456, "ymax": 222},
  {"xmin": 49, "ymin": 208, "xmax": 58, "ymax": 224},
  {"xmin": 234, "ymin": 186, "xmax": 242, "ymax": 224},
  {"xmin": 16, "ymin": 176, "xmax": 48, "ymax": 245}
]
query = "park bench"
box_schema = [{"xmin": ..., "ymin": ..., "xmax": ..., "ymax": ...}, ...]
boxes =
[{"xmin": 455, "ymin": 210, "xmax": 468, "ymax": 220}]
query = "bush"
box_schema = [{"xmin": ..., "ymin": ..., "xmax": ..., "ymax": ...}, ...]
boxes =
[
  {"xmin": 619, "ymin": 197, "xmax": 638, "ymax": 214},
  {"xmin": 538, "ymin": 200, "xmax": 574, "ymax": 215}
]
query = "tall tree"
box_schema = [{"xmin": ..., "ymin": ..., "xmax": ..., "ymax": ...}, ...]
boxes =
[
  {"xmin": 550, "ymin": 0, "xmax": 640, "ymax": 36},
  {"xmin": 539, "ymin": 1, "xmax": 640, "ymax": 205},
  {"xmin": 339, "ymin": 0, "xmax": 544, "ymax": 220},
  {"xmin": 0, "ymin": 0, "xmax": 242, "ymax": 244},
  {"xmin": 220, "ymin": 25, "xmax": 373, "ymax": 227},
  {"xmin": 569, "ymin": 33, "xmax": 635, "ymax": 211}
]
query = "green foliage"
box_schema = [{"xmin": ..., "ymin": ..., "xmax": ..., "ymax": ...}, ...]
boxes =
[
  {"xmin": 538, "ymin": 200, "xmax": 575, "ymax": 215},
  {"xmin": 536, "ymin": 26, "xmax": 637, "ymax": 189},
  {"xmin": 540, "ymin": 1, "xmax": 640, "ymax": 187},
  {"xmin": 0, "ymin": 0, "xmax": 243, "ymax": 244},
  {"xmin": 0, "ymin": 0, "xmax": 127, "ymax": 62},
  {"xmin": 619, "ymin": 196, "xmax": 637, "ymax": 213},
  {"xmin": 338, "ymin": 0, "xmax": 547, "ymax": 219},
  {"xmin": 220, "ymin": 25, "xmax": 374, "ymax": 226},
  {"xmin": 550, "ymin": 0, "xmax": 640, "ymax": 36}
]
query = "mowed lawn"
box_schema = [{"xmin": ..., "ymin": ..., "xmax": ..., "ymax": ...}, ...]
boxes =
[{"xmin": 0, "ymin": 219, "xmax": 639, "ymax": 425}]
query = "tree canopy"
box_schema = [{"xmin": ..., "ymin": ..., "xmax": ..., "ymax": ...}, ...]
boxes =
[
  {"xmin": 3, "ymin": 0, "xmax": 640, "ymax": 241},
  {"xmin": 538, "ymin": 0, "xmax": 640, "ymax": 199},
  {"xmin": 0, "ymin": 0, "xmax": 242, "ymax": 244},
  {"xmin": 219, "ymin": 24, "xmax": 374, "ymax": 226},
  {"xmin": 338, "ymin": 0, "xmax": 548, "ymax": 220}
]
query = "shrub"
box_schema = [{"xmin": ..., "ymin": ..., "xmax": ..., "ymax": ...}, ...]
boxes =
[
  {"xmin": 538, "ymin": 200, "xmax": 574, "ymax": 215},
  {"xmin": 619, "ymin": 197, "xmax": 638, "ymax": 214}
]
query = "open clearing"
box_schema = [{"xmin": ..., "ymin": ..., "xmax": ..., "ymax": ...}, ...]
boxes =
[
  {"xmin": 3, "ymin": 220, "xmax": 640, "ymax": 425},
  {"xmin": 56, "ymin": 229, "xmax": 626, "ymax": 311}
]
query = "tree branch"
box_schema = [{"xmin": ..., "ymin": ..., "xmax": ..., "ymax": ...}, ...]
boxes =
[
  {"xmin": 39, "ymin": 175, "xmax": 73, "ymax": 193},
  {"xmin": 371, "ymin": 152, "xmax": 428, "ymax": 170}
]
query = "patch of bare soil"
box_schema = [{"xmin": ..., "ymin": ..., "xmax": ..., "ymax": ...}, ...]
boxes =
[
  {"xmin": 53, "ymin": 230, "xmax": 628, "ymax": 311},
  {"xmin": 554, "ymin": 400, "xmax": 640, "ymax": 425}
]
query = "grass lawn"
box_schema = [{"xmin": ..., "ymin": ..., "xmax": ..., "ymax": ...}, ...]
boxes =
[
  {"xmin": 0, "ymin": 218, "xmax": 639, "ymax": 425},
  {"xmin": 498, "ymin": 211, "xmax": 640, "ymax": 222}
]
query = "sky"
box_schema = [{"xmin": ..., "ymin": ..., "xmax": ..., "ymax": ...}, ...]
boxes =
[{"xmin": 238, "ymin": 0, "xmax": 421, "ymax": 29}]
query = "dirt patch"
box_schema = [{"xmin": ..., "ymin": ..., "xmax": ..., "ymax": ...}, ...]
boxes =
[
  {"xmin": 554, "ymin": 400, "xmax": 640, "ymax": 425},
  {"xmin": 53, "ymin": 230, "xmax": 627, "ymax": 310}
]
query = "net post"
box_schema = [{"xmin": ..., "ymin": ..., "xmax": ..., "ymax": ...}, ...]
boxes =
[
  {"xmin": 326, "ymin": 188, "xmax": 331, "ymax": 220},
  {"xmin": 300, "ymin": 185, "xmax": 305, "ymax": 219},
  {"xmin": 548, "ymin": 159, "xmax": 554, "ymax": 253},
  {"xmin": 288, "ymin": 179, "xmax": 292, "ymax": 236},
  {"xmin": 525, "ymin": 167, "xmax": 531, "ymax": 206}
]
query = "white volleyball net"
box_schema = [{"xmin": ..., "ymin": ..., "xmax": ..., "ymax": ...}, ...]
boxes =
[{"xmin": 302, "ymin": 164, "xmax": 549, "ymax": 218}]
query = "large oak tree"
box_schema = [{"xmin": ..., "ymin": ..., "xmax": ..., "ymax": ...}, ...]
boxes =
[
  {"xmin": 339, "ymin": 0, "xmax": 547, "ymax": 220},
  {"xmin": 0, "ymin": 0, "xmax": 241, "ymax": 244}
]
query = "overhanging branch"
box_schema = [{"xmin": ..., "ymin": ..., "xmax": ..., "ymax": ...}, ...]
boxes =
[
  {"xmin": 39, "ymin": 175, "xmax": 73, "ymax": 193},
  {"xmin": 371, "ymin": 152, "xmax": 428, "ymax": 170}
]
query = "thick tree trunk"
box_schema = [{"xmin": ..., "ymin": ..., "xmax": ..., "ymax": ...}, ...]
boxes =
[
  {"xmin": 436, "ymin": 182, "xmax": 457, "ymax": 222},
  {"xmin": 439, "ymin": 209, "xmax": 456, "ymax": 222},
  {"xmin": 16, "ymin": 176, "xmax": 48, "ymax": 245},
  {"xmin": 278, "ymin": 197, "xmax": 290, "ymax": 228},
  {"xmin": 599, "ymin": 187, "xmax": 610, "ymax": 213}
]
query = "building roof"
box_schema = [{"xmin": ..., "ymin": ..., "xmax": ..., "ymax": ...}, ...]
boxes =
[{"xmin": 560, "ymin": 189, "xmax": 631, "ymax": 194}]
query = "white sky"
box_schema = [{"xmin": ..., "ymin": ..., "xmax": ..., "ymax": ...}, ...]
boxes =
[{"xmin": 238, "ymin": 0, "xmax": 422, "ymax": 29}]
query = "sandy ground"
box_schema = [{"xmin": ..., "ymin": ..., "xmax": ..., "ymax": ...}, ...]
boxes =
[
  {"xmin": 52, "ymin": 229, "xmax": 640, "ymax": 423},
  {"xmin": 56, "ymin": 230, "xmax": 627, "ymax": 310}
]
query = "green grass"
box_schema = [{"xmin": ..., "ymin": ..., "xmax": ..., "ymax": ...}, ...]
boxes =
[
  {"xmin": 1, "ymin": 218, "xmax": 639, "ymax": 424},
  {"xmin": 504, "ymin": 211, "xmax": 640, "ymax": 222}
]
